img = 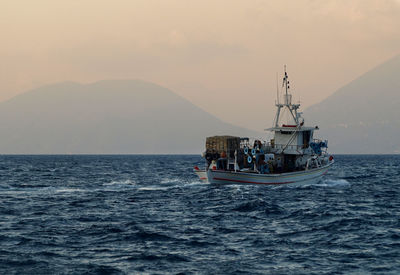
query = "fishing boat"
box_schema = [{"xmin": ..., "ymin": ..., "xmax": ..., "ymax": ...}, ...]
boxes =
[{"xmin": 195, "ymin": 68, "xmax": 334, "ymax": 185}]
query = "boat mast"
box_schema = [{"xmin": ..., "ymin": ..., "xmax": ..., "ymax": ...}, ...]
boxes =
[
  {"xmin": 274, "ymin": 72, "xmax": 281, "ymax": 127},
  {"xmin": 283, "ymin": 66, "xmax": 299, "ymax": 125},
  {"xmin": 274, "ymin": 66, "xmax": 300, "ymax": 127}
]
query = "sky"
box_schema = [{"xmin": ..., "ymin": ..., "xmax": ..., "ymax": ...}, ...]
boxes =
[{"xmin": 1, "ymin": 0, "xmax": 400, "ymax": 131}]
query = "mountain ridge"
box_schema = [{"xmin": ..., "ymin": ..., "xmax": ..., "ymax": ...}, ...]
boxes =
[
  {"xmin": 304, "ymin": 54, "xmax": 400, "ymax": 154},
  {"xmin": 0, "ymin": 79, "xmax": 262, "ymax": 154}
]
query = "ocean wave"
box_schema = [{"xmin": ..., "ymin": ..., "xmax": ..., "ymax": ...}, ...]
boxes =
[
  {"xmin": 103, "ymin": 179, "xmax": 136, "ymax": 186},
  {"xmin": 318, "ymin": 178, "xmax": 350, "ymax": 187},
  {"xmin": 160, "ymin": 178, "xmax": 181, "ymax": 184},
  {"xmin": 137, "ymin": 186, "xmax": 171, "ymax": 191},
  {"xmin": 55, "ymin": 188, "xmax": 86, "ymax": 193}
]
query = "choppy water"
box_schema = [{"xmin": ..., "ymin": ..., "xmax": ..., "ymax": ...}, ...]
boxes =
[{"xmin": 0, "ymin": 155, "xmax": 399, "ymax": 274}]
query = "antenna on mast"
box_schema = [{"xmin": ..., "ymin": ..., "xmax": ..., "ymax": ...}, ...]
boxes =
[{"xmin": 284, "ymin": 64, "xmax": 288, "ymax": 96}]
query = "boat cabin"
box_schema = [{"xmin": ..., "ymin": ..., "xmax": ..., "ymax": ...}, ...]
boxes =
[{"xmin": 267, "ymin": 126, "xmax": 317, "ymax": 155}]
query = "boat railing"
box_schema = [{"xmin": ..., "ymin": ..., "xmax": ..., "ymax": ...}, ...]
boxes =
[
  {"xmin": 239, "ymin": 141, "xmax": 305, "ymax": 153},
  {"xmin": 262, "ymin": 142, "xmax": 304, "ymax": 153}
]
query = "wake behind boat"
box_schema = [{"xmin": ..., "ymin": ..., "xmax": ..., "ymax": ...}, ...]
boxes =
[{"xmin": 195, "ymin": 68, "xmax": 334, "ymax": 185}]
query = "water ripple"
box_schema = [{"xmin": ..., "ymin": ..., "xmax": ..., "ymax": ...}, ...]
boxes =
[{"xmin": 0, "ymin": 154, "xmax": 399, "ymax": 274}]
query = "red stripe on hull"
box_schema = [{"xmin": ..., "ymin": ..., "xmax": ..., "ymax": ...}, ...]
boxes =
[{"xmin": 213, "ymin": 177, "xmax": 294, "ymax": 185}]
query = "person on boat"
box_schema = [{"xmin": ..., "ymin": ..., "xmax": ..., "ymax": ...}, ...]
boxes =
[
  {"xmin": 211, "ymin": 150, "xmax": 220, "ymax": 162},
  {"xmin": 217, "ymin": 151, "xmax": 227, "ymax": 170},
  {"xmin": 276, "ymin": 157, "xmax": 283, "ymax": 173},
  {"xmin": 267, "ymin": 157, "xmax": 274, "ymax": 173},
  {"xmin": 237, "ymin": 150, "xmax": 244, "ymax": 169},
  {"xmin": 255, "ymin": 149, "xmax": 261, "ymax": 166},
  {"xmin": 253, "ymin": 139, "xmax": 262, "ymax": 150},
  {"xmin": 256, "ymin": 153, "xmax": 269, "ymax": 174},
  {"xmin": 205, "ymin": 150, "xmax": 213, "ymax": 170}
]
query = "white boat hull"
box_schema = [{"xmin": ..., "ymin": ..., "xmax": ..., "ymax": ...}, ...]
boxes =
[
  {"xmin": 193, "ymin": 167, "xmax": 208, "ymax": 182},
  {"xmin": 207, "ymin": 162, "xmax": 333, "ymax": 185}
]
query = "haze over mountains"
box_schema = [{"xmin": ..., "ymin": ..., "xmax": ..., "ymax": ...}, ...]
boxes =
[
  {"xmin": 0, "ymin": 80, "xmax": 261, "ymax": 154},
  {"xmin": 0, "ymin": 54, "xmax": 399, "ymax": 154},
  {"xmin": 304, "ymin": 54, "xmax": 400, "ymax": 154}
]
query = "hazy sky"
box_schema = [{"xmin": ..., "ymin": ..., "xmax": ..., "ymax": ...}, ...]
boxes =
[{"xmin": 1, "ymin": 0, "xmax": 400, "ymax": 130}]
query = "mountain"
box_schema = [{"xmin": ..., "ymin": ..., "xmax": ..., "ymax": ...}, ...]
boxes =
[
  {"xmin": 0, "ymin": 80, "xmax": 262, "ymax": 154},
  {"xmin": 304, "ymin": 54, "xmax": 400, "ymax": 154}
]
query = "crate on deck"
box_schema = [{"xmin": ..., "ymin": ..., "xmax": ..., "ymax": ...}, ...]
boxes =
[{"xmin": 205, "ymin": 136, "xmax": 240, "ymax": 158}]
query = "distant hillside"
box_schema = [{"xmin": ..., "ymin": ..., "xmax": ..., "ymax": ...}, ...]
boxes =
[
  {"xmin": 0, "ymin": 80, "xmax": 262, "ymax": 154},
  {"xmin": 304, "ymin": 54, "xmax": 400, "ymax": 154}
]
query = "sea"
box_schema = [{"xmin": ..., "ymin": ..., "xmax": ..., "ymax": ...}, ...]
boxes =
[{"xmin": 0, "ymin": 154, "xmax": 399, "ymax": 274}]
